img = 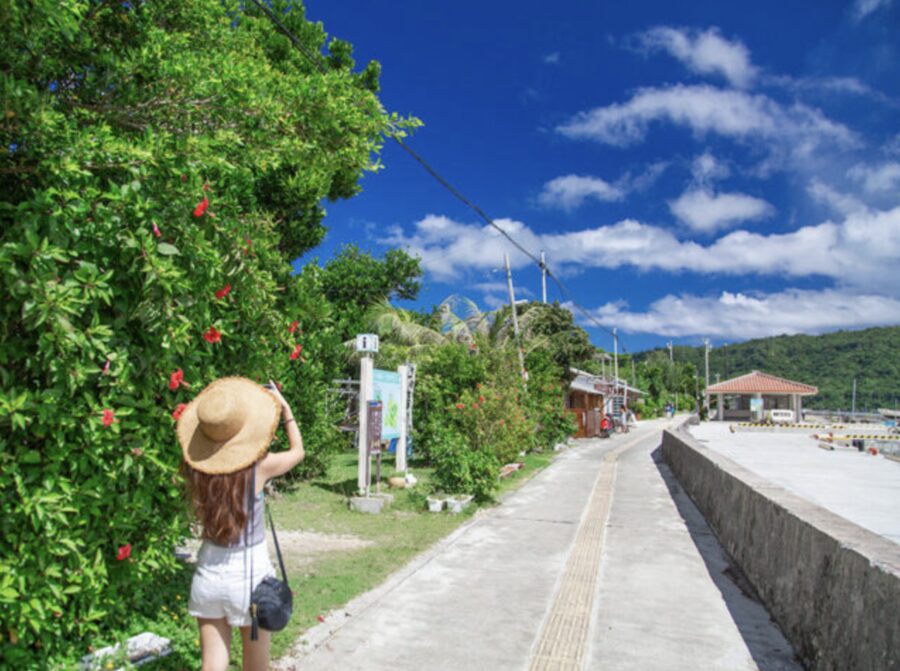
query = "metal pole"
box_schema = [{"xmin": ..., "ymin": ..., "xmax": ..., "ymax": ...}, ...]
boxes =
[
  {"xmin": 613, "ymin": 328, "xmax": 619, "ymax": 403},
  {"xmin": 505, "ymin": 253, "xmax": 526, "ymax": 384},
  {"xmin": 703, "ymin": 338, "xmax": 710, "ymax": 413},
  {"xmin": 851, "ymin": 377, "xmax": 857, "ymax": 415},
  {"xmin": 540, "ymin": 251, "xmax": 547, "ymax": 304}
]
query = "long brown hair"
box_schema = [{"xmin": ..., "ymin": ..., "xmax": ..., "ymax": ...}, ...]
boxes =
[{"xmin": 180, "ymin": 461, "xmax": 253, "ymax": 546}]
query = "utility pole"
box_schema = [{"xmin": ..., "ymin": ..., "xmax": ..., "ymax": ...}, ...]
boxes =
[
  {"xmin": 851, "ymin": 377, "xmax": 857, "ymax": 415},
  {"xmin": 540, "ymin": 250, "xmax": 547, "ymax": 304},
  {"xmin": 631, "ymin": 356, "xmax": 636, "ymax": 388},
  {"xmin": 505, "ymin": 253, "xmax": 526, "ymax": 385},
  {"xmin": 613, "ymin": 328, "xmax": 619, "ymax": 403},
  {"xmin": 703, "ymin": 338, "xmax": 711, "ymax": 413},
  {"xmin": 666, "ymin": 340, "xmax": 677, "ymax": 411}
]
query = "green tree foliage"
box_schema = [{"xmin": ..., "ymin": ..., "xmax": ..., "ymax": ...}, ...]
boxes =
[
  {"xmin": 635, "ymin": 327, "xmax": 900, "ymax": 410},
  {"xmin": 319, "ymin": 244, "xmax": 423, "ymax": 341},
  {"xmin": 515, "ymin": 302, "xmax": 595, "ymax": 375},
  {"xmin": 368, "ymin": 299, "xmax": 578, "ymax": 497},
  {"xmin": 0, "ymin": 1, "xmax": 407, "ymax": 664}
]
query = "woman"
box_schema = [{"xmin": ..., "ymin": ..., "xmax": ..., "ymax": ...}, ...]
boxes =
[{"xmin": 177, "ymin": 377, "xmax": 304, "ymax": 671}]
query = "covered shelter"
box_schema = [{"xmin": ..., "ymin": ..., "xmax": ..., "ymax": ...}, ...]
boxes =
[
  {"xmin": 567, "ymin": 367, "xmax": 611, "ymax": 437},
  {"xmin": 706, "ymin": 370, "xmax": 817, "ymax": 422}
]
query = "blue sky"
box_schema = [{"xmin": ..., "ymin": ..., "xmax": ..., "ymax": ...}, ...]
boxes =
[{"xmin": 295, "ymin": 0, "xmax": 900, "ymax": 353}]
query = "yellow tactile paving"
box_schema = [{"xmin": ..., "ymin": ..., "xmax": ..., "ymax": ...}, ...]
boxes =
[{"xmin": 529, "ymin": 434, "xmax": 644, "ymax": 671}]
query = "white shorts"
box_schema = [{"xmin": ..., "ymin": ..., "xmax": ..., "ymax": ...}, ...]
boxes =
[{"xmin": 188, "ymin": 540, "xmax": 275, "ymax": 627}]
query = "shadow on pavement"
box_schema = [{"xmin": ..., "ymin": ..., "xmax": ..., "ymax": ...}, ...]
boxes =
[{"xmin": 650, "ymin": 446, "xmax": 803, "ymax": 671}]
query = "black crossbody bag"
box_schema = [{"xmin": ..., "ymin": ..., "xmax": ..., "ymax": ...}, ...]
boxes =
[{"xmin": 246, "ymin": 468, "xmax": 293, "ymax": 641}]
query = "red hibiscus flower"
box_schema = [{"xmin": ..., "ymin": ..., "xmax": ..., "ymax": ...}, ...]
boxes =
[
  {"xmin": 152, "ymin": 223, "xmax": 162, "ymax": 238},
  {"xmin": 116, "ymin": 543, "xmax": 132, "ymax": 561},
  {"xmin": 102, "ymin": 409, "xmax": 115, "ymax": 427},
  {"xmin": 168, "ymin": 368, "xmax": 184, "ymax": 391},
  {"xmin": 202, "ymin": 182, "xmax": 210, "ymax": 191},
  {"xmin": 131, "ymin": 447, "xmax": 143, "ymax": 457},
  {"xmin": 455, "ymin": 403, "xmax": 465, "ymax": 410},
  {"xmin": 193, "ymin": 197, "xmax": 209, "ymax": 218},
  {"xmin": 471, "ymin": 403, "xmax": 479, "ymax": 410},
  {"xmin": 101, "ymin": 359, "xmax": 111, "ymax": 375},
  {"xmin": 479, "ymin": 395, "xmax": 485, "ymax": 403},
  {"xmin": 172, "ymin": 403, "xmax": 187, "ymax": 421},
  {"xmin": 290, "ymin": 343, "xmax": 303, "ymax": 360},
  {"xmin": 215, "ymin": 284, "xmax": 231, "ymax": 300},
  {"xmin": 203, "ymin": 326, "xmax": 221, "ymax": 344},
  {"xmin": 288, "ymin": 320, "xmax": 299, "ymax": 334},
  {"xmin": 181, "ymin": 174, "xmax": 187, "ymax": 183}
]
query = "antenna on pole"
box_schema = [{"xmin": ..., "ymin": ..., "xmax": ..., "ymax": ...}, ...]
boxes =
[{"xmin": 540, "ymin": 251, "xmax": 547, "ymax": 304}]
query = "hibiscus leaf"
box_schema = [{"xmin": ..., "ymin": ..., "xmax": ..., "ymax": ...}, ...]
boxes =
[{"xmin": 156, "ymin": 243, "xmax": 180, "ymax": 256}]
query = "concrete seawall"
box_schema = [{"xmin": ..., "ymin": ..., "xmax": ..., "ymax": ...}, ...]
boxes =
[{"xmin": 662, "ymin": 426, "xmax": 900, "ymax": 671}]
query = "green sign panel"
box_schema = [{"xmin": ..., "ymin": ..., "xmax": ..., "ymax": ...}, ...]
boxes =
[{"xmin": 373, "ymin": 369, "xmax": 402, "ymax": 440}]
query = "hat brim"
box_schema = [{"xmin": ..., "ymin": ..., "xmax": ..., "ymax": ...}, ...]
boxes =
[{"xmin": 177, "ymin": 377, "xmax": 281, "ymax": 475}]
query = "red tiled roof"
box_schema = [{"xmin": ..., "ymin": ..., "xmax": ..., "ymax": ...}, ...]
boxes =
[{"xmin": 706, "ymin": 370, "xmax": 818, "ymax": 395}]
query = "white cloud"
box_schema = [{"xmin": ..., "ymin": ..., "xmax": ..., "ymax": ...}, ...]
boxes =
[
  {"xmin": 585, "ymin": 288, "xmax": 900, "ymax": 338},
  {"xmin": 388, "ymin": 205, "xmax": 900, "ymax": 293},
  {"xmin": 852, "ymin": 0, "xmax": 894, "ymax": 21},
  {"xmin": 847, "ymin": 162, "xmax": 900, "ymax": 193},
  {"xmin": 807, "ymin": 179, "xmax": 868, "ymax": 216},
  {"xmin": 669, "ymin": 188, "xmax": 775, "ymax": 233},
  {"xmin": 691, "ymin": 152, "xmax": 730, "ymax": 186},
  {"xmin": 543, "ymin": 52, "xmax": 561, "ymax": 65},
  {"xmin": 539, "ymin": 175, "xmax": 625, "ymax": 210},
  {"xmin": 556, "ymin": 85, "xmax": 857, "ymax": 157},
  {"xmin": 767, "ymin": 74, "xmax": 893, "ymax": 106},
  {"xmin": 539, "ymin": 163, "xmax": 667, "ymax": 211},
  {"xmin": 637, "ymin": 26, "xmax": 757, "ymax": 88}
]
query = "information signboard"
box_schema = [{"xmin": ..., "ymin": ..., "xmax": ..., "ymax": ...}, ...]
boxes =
[
  {"xmin": 367, "ymin": 401, "xmax": 383, "ymax": 454},
  {"xmin": 372, "ymin": 369, "xmax": 402, "ymax": 440}
]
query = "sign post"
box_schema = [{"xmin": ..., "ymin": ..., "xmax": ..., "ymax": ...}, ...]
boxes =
[
  {"xmin": 366, "ymin": 401, "xmax": 383, "ymax": 496},
  {"xmin": 397, "ymin": 364, "xmax": 409, "ymax": 472},
  {"xmin": 355, "ymin": 334, "xmax": 378, "ymax": 494}
]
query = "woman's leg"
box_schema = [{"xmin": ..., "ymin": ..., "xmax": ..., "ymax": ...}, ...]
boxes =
[
  {"xmin": 198, "ymin": 617, "xmax": 231, "ymax": 671},
  {"xmin": 240, "ymin": 626, "xmax": 270, "ymax": 671}
]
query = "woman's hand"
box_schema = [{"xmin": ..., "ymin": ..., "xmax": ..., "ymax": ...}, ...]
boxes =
[{"xmin": 265, "ymin": 380, "xmax": 290, "ymax": 411}]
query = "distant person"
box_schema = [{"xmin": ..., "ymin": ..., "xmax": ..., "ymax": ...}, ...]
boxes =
[
  {"xmin": 620, "ymin": 405, "xmax": 629, "ymax": 433},
  {"xmin": 178, "ymin": 377, "xmax": 304, "ymax": 671},
  {"xmin": 600, "ymin": 414, "xmax": 612, "ymax": 438}
]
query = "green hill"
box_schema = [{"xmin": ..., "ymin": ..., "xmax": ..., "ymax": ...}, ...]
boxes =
[{"xmin": 635, "ymin": 326, "xmax": 900, "ymax": 411}]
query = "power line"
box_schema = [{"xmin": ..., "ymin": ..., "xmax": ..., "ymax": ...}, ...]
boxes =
[{"xmin": 246, "ymin": 0, "xmax": 627, "ymax": 351}]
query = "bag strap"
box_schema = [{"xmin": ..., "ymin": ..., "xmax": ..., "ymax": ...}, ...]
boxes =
[
  {"xmin": 248, "ymin": 466, "xmax": 258, "ymax": 641},
  {"xmin": 266, "ymin": 505, "xmax": 289, "ymax": 586}
]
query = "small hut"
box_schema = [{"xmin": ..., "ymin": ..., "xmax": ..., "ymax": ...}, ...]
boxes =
[{"xmin": 706, "ymin": 370, "xmax": 818, "ymax": 422}]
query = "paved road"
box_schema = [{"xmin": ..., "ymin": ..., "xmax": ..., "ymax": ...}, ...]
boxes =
[{"xmin": 275, "ymin": 419, "xmax": 800, "ymax": 671}]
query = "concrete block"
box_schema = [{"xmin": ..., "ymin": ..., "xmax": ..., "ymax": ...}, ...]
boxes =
[
  {"xmin": 349, "ymin": 494, "xmax": 394, "ymax": 514},
  {"xmin": 80, "ymin": 632, "xmax": 171, "ymax": 670}
]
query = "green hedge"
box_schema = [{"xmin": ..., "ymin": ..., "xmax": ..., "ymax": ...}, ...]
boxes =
[{"xmin": 0, "ymin": 1, "xmax": 396, "ymax": 665}]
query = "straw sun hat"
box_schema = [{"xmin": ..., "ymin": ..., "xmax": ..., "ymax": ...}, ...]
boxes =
[{"xmin": 176, "ymin": 377, "xmax": 281, "ymax": 475}]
